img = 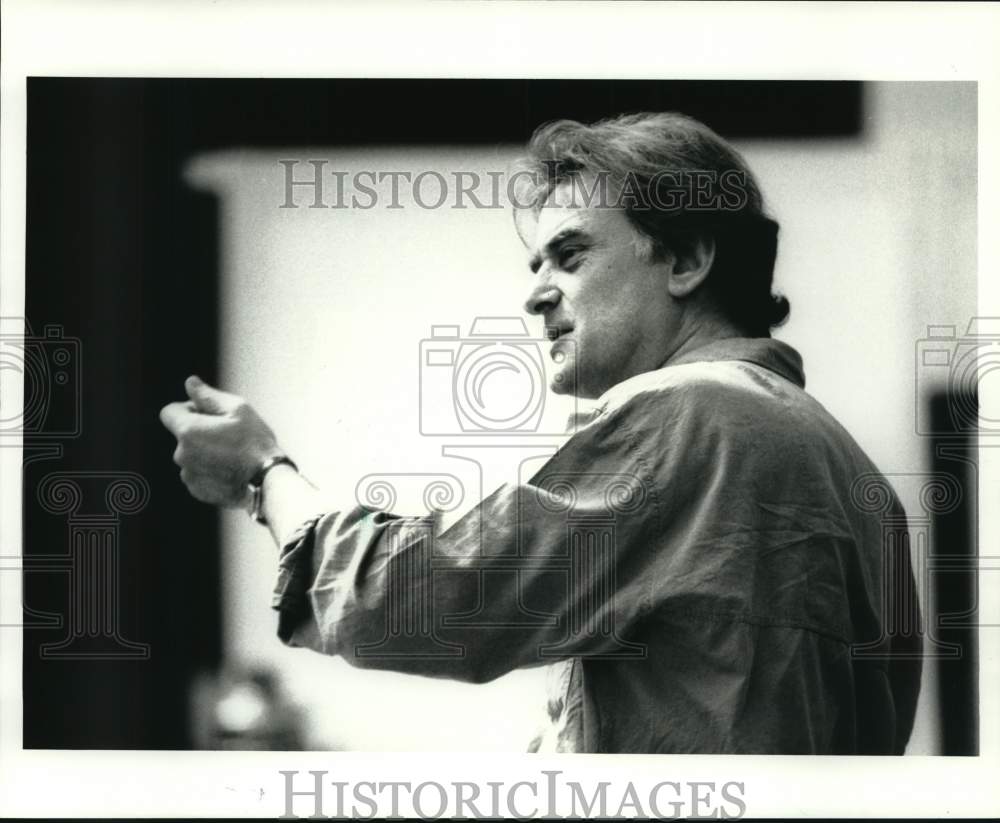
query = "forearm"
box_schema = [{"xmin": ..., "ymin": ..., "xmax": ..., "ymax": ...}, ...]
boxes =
[
  {"xmin": 271, "ymin": 400, "xmax": 652, "ymax": 680},
  {"xmin": 272, "ymin": 471, "xmax": 650, "ymax": 682},
  {"xmin": 260, "ymin": 463, "xmax": 327, "ymax": 548}
]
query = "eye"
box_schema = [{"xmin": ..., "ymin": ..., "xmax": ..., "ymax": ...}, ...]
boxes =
[{"xmin": 558, "ymin": 247, "xmax": 585, "ymax": 271}]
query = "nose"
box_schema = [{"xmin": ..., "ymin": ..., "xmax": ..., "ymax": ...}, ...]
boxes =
[{"xmin": 523, "ymin": 282, "xmax": 561, "ymax": 316}]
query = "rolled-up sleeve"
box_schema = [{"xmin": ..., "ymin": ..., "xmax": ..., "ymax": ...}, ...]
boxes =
[{"xmin": 271, "ymin": 398, "xmax": 668, "ymax": 683}]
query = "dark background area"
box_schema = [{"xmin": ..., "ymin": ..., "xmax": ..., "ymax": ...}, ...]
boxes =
[
  {"xmin": 22, "ymin": 78, "xmax": 918, "ymax": 749},
  {"xmin": 930, "ymin": 390, "xmax": 980, "ymax": 756}
]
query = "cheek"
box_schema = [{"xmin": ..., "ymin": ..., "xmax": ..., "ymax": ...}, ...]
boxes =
[
  {"xmin": 583, "ymin": 280, "xmax": 645, "ymax": 330},
  {"xmin": 574, "ymin": 270, "xmax": 626, "ymax": 320}
]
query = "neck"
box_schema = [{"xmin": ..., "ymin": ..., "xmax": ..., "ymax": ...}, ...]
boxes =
[{"xmin": 658, "ymin": 309, "xmax": 748, "ymax": 370}]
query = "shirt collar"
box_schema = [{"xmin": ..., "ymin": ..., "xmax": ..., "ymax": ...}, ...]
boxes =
[
  {"xmin": 663, "ymin": 336, "xmax": 806, "ymax": 388},
  {"xmin": 566, "ymin": 336, "xmax": 806, "ymax": 434}
]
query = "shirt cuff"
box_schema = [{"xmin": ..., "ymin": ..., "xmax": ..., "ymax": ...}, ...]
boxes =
[{"xmin": 271, "ymin": 514, "xmax": 325, "ymax": 643}]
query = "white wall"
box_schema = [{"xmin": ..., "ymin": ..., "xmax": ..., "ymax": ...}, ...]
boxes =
[{"xmin": 187, "ymin": 81, "xmax": 976, "ymax": 753}]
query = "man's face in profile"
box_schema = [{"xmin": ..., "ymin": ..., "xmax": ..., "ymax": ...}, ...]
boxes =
[{"xmin": 524, "ymin": 176, "xmax": 678, "ymax": 400}]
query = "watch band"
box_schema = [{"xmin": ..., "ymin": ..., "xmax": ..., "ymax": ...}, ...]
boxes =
[{"xmin": 247, "ymin": 454, "xmax": 298, "ymax": 525}]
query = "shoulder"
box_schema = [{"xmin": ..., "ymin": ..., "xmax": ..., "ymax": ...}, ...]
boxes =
[
  {"xmin": 595, "ymin": 358, "xmax": 807, "ymax": 434},
  {"xmin": 585, "ymin": 357, "xmax": 875, "ymax": 473}
]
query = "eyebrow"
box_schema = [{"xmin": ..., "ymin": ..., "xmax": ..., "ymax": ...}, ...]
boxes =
[{"xmin": 529, "ymin": 227, "xmax": 591, "ymax": 274}]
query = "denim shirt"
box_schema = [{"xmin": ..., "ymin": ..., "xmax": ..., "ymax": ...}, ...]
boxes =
[{"xmin": 272, "ymin": 337, "xmax": 922, "ymax": 754}]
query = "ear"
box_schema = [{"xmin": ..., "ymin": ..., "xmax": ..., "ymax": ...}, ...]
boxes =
[{"xmin": 666, "ymin": 234, "xmax": 716, "ymax": 298}]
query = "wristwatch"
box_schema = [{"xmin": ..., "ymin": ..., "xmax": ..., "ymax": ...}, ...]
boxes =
[{"xmin": 247, "ymin": 454, "xmax": 298, "ymax": 525}]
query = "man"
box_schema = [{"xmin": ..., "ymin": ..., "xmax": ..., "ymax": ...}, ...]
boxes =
[{"xmin": 160, "ymin": 112, "xmax": 922, "ymax": 754}]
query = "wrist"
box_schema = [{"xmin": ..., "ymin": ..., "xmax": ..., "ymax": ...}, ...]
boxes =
[
  {"xmin": 247, "ymin": 453, "xmax": 299, "ymax": 524},
  {"xmin": 246, "ymin": 444, "xmax": 284, "ymax": 481}
]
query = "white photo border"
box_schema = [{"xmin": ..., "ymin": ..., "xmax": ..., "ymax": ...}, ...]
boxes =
[{"xmin": 1, "ymin": 0, "xmax": 998, "ymax": 818}]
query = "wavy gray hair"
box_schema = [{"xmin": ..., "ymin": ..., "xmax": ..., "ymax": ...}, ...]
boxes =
[{"xmin": 513, "ymin": 112, "xmax": 789, "ymax": 336}]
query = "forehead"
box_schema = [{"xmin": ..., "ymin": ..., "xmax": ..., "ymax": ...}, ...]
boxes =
[{"xmin": 529, "ymin": 177, "xmax": 631, "ymax": 253}]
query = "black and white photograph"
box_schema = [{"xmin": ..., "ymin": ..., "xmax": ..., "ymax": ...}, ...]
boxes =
[{"xmin": 1, "ymin": 2, "xmax": 998, "ymax": 819}]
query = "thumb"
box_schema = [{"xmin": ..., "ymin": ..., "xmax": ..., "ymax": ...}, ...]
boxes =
[{"xmin": 184, "ymin": 375, "xmax": 232, "ymax": 415}]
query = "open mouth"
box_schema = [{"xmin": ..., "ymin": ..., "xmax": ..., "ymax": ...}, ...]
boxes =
[{"xmin": 545, "ymin": 325, "xmax": 572, "ymax": 342}]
